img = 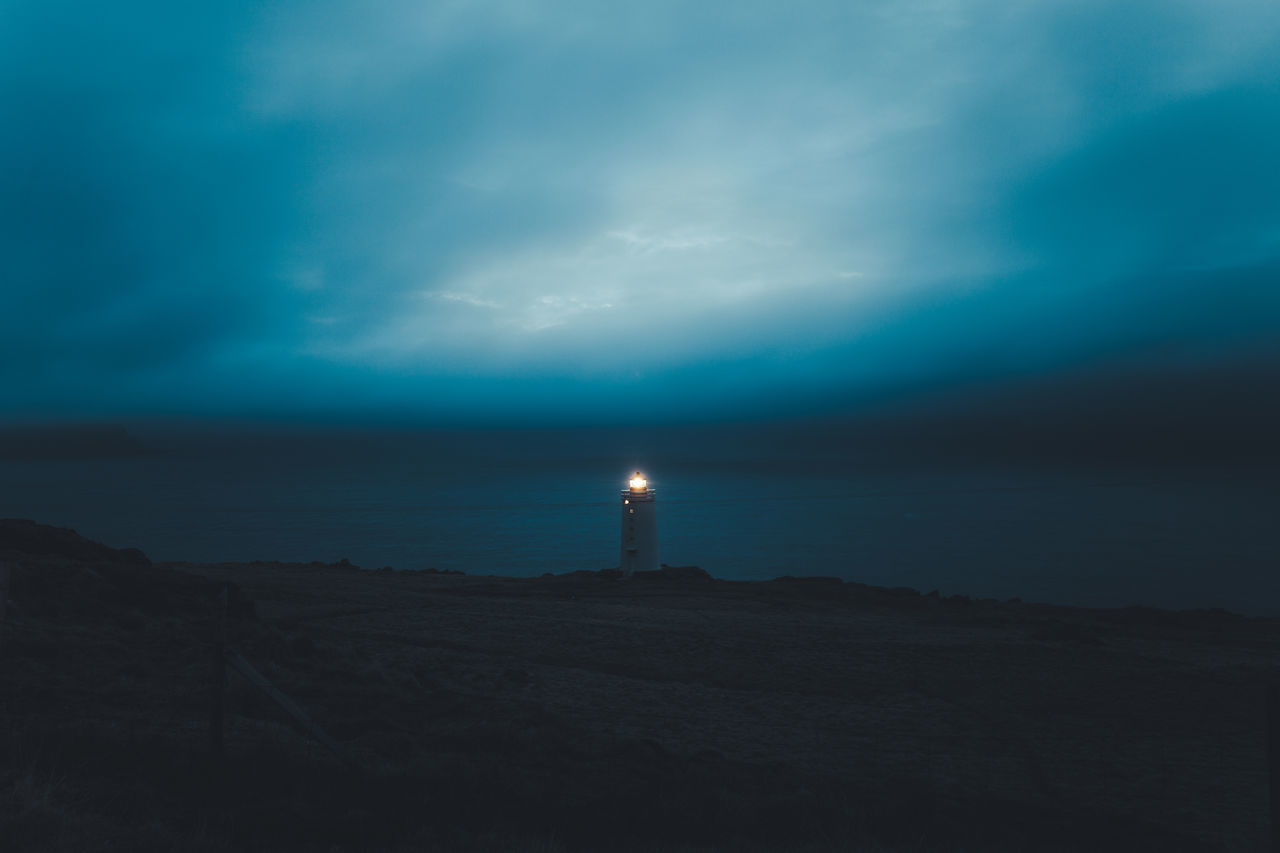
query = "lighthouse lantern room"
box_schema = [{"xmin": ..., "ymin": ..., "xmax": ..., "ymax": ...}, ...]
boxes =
[{"xmin": 620, "ymin": 471, "xmax": 659, "ymax": 576}]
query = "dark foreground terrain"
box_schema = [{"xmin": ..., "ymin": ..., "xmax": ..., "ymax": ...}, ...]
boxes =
[{"xmin": 1, "ymin": 519, "xmax": 1276, "ymax": 851}]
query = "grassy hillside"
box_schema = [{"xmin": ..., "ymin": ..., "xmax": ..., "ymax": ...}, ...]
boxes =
[{"xmin": 2, "ymin": 520, "xmax": 1274, "ymax": 850}]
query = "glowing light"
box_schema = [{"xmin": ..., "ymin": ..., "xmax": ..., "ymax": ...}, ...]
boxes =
[{"xmin": 629, "ymin": 472, "xmax": 648, "ymax": 491}]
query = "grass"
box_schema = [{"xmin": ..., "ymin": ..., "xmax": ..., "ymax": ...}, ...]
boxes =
[{"xmin": 3, "ymin": 521, "xmax": 1273, "ymax": 850}]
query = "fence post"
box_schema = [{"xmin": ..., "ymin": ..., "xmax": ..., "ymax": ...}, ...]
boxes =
[
  {"xmin": 209, "ymin": 583, "xmax": 228, "ymax": 756},
  {"xmin": 0, "ymin": 562, "xmax": 11, "ymax": 654},
  {"xmin": 1269, "ymin": 681, "xmax": 1279, "ymax": 852}
]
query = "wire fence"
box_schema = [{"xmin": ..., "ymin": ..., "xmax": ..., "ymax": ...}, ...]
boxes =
[{"xmin": 0, "ymin": 568, "xmax": 1275, "ymax": 849}]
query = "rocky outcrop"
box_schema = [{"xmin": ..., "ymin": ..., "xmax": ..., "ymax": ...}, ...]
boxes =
[
  {"xmin": 636, "ymin": 564, "xmax": 712, "ymax": 582},
  {"xmin": 0, "ymin": 519, "xmax": 150, "ymax": 565}
]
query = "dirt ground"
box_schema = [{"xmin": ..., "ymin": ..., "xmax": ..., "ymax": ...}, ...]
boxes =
[{"xmin": 2, "ymin": 520, "xmax": 1277, "ymax": 850}]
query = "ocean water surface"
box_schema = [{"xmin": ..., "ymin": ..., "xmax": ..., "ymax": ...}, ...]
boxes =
[{"xmin": 1, "ymin": 424, "xmax": 1275, "ymax": 615}]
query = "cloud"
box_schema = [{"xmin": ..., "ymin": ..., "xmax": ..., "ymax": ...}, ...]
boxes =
[
  {"xmin": 1010, "ymin": 83, "xmax": 1280, "ymax": 277},
  {"xmin": 1, "ymin": 0, "xmax": 1278, "ymax": 419}
]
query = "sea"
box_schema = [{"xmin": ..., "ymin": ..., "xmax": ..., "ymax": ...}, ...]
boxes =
[{"xmin": 1, "ymin": 423, "xmax": 1276, "ymax": 615}]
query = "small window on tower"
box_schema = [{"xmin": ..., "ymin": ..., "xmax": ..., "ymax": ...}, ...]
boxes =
[{"xmin": 628, "ymin": 508, "xmax": 635, "ymax": 514}]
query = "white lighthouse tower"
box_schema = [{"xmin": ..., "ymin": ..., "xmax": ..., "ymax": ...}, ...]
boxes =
[{"xmin": 620, "ymin": 471, "xmax": 658, "ymax": 576}]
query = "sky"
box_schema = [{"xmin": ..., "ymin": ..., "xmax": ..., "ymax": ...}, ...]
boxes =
[{"xmin": 2, "ymin": 0, "xmax": 1278, "ymax": 427}]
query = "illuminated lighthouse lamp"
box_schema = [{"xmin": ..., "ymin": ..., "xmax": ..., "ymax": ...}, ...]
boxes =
[{"xmin": 620, "ymin": 471, "xmax": 659, "ymax": 576}]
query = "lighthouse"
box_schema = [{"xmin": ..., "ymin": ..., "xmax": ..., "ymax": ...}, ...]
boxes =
[{"xmin": 620, "ymin": 471, "xmax": 658, "ymax": 576}]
